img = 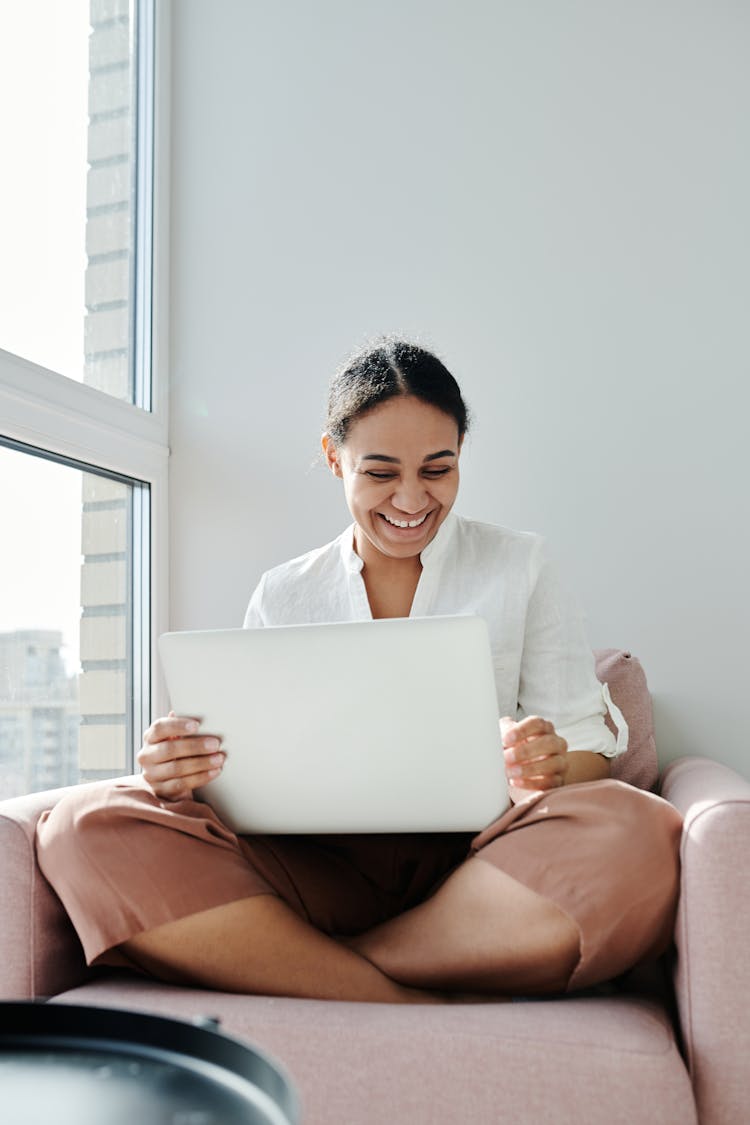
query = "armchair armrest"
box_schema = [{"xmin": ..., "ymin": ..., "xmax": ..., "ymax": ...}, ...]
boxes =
[
  {"xmin": 0, "ymin": 778, "xmax": 138, "ymax": 999},
  {"xmin": 0, "ymin": 786, "xmax": 89, "ymax": 999},
  {"xmin": 660, "ymin": 756, "xmax": 750, "ymax": 1125}
]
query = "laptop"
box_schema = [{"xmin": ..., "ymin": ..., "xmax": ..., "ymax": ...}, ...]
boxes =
[{"xmin": 158, "ymin": 615, "xmax": 508, "ymax": 834}]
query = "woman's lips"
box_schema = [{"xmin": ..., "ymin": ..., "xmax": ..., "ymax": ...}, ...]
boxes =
[
  {"xmin": 377, "ymin": 510, "xmax": 435, "ymax": 537},
  {"xmin": 381, "ymin": 511, "xmax": 429, "ymax": 529}
]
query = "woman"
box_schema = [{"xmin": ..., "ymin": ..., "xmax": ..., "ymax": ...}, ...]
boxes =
[{"xmin": 37, "ymin": 339, "xmax": 681, "ymax": 1003}]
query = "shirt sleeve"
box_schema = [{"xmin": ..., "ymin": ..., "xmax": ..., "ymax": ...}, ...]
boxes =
[{"xmin": 517, "ymin": 540, "xmax": 626, "ymax": 758}]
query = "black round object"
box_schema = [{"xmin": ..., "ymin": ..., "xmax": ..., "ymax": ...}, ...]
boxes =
[{"xmin": 0, "ymin": 1002, "xmax": 299, "ymax": 1124}]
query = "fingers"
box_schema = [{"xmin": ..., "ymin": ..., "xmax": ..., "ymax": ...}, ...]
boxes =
[
  {"xmin": 501, "ymin": 715, "xmax": 556, "ymax": 748},
  {"xmin": 500, "ymin": 715, "xmax": 568, "ymax": 791},
  {"xmin": 138, "ymin": 715, "xmax": 225, "ymax": 800},
  {"xmin": 139, "ymin": 733, "xmax": 222, "ymax": 767},
  {"xmin": 507, "ymin": 755, "xmax": 568, "ymax": 790},
  {"xmin": 144, "ymin": 714, "xmax": 203, "ymax": 745},
  {"xmin": 140, "ymin": 750, "xmax": 225, "ymax": 784}
]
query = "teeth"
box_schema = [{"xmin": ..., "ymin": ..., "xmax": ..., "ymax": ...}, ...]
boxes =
[{"xmin": 383, "ymin": 513, "xmax": 428, "ymax": 528}]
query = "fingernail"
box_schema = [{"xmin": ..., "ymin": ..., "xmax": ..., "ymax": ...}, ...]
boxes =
[
  {"xmin": 209, "ymin": 753, "xmax": 223, "ymax": 766},
  {"xmin": 507, "ymin": 765, "xmax": 522, "ymax": 778},
  {"xmin": 205, "ymin": 738, "xmax": 220, "ymax": 751},
  {"xmin": 185, "ymin": 721, "xmax": 199, "ymax": 733}
]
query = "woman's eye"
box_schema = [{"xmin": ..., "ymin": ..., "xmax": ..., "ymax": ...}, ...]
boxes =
[
  {"xmin": 366, "ymin": 471, "xmax": 397, "ymax": 480},
  {"xmin": 422, "ymin": 467, "xmax": 451, "ymax": 478}
]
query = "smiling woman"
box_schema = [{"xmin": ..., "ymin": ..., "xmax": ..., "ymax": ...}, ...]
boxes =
[
  {"xmin": 323, "ymin": 398, "xmax": 460, "ymax": 582},
  {"xmin": 37, "ymin": 337, "xmax": 682, "ymax": 1004},
  {"xmin": 320, "ymin": 340, "xmax": 465, "ymax": 617}
]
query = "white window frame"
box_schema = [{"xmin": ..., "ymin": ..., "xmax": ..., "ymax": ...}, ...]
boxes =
[{"xmin": 0, "ymin": 0, "xmax": 171, "ymax": 751}]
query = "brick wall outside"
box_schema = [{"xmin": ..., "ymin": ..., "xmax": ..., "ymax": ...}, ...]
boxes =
[
  {"xmin": 84, "ymin": 0, "xmax": 132, "ymax": 402},
  {"xmin": 79, "ymin": 0, "xmax": 135, "ymax": 779}
]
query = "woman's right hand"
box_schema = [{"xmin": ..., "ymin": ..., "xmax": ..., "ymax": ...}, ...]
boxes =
[{"xmin": 137, "ymin": 712, "xmax": 225, "ymax": 800}]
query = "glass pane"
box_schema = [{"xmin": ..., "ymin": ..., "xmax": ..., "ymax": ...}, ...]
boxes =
[
  {"xmin": 0, "ymin": 444, "xmax": 147, "ymax": 798},
  {"xmin": 0, "ymin": 1, "xmax": 141, "ymax": 403}
]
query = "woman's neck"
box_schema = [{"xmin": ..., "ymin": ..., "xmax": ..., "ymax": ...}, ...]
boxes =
[{"xmin": 353, "ymin": 527, "xmax": 422, "ymax": 619}]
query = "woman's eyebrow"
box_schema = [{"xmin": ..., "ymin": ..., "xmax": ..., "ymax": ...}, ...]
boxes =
[
  {"xmin": 359, "ymin": 450, "xmax": 458, "ymax": 463},
  {"xmin": 361, "ymin": 450, "xmax": 456, "ymax": 463}
]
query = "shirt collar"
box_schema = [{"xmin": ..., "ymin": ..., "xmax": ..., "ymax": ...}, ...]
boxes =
[
  {"xmin": 420, "ymin": 509, "xmax": 457, "ymax": 567},
  {"xmin": 338, "ymin": 511, "xmax": 458, "ymax": 574},
  {"xmin": 338, "ymin": 525, "xmax": 364, "ymax": 574}
]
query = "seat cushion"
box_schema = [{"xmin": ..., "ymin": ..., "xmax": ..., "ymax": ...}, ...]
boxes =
[{"xmin": 54, "ymin": 977, "xmax": 695, "ymax": 1125}]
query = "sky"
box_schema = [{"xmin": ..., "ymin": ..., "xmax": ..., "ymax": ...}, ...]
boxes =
[
  {"xmin": 0, "ymin": 1, "xmax": 89, "ymax": 379},
  {"xmin": 0, "ymin": 2, "xmax": 91, "ymax": 674}
]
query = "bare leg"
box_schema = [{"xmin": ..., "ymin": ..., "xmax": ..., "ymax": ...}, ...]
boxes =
[
  {"xmin": 121, "ymin": 860, "xmax": 579, "ymax": 1001},
  {"xmin": 347, "ymin": 857, "xmax": 581, "ymax": 996},
  {"xmin": 121, "ymin": 894, "xmax": 442, "ymax": 1003}
]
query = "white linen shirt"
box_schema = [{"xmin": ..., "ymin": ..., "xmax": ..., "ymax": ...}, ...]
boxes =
[{"xmin": 244, "ymin": 513, "xmax": 627, "ymax": 758}]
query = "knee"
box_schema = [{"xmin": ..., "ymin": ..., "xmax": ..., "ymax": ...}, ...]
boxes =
[
  {"xmin": 511, "ymin": 892, "xmax": 582, "ymax": 993},
  {"xmin": 580, "ymin": 781, "xmax": 682, "ymax": 872},
  {"xmin": 37, "ymin": 780, "xmax": 155, "ymax": 873}
]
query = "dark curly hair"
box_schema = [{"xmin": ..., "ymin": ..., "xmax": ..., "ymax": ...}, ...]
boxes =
[{"xmin": 325, "ymin": 338, "xmax": 470, "ymax": 445}]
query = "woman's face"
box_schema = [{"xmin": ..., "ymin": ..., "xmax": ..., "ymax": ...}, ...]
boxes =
[{"xmin": 323, "ymin": 395, "xmax": 462, "ymax": 564}]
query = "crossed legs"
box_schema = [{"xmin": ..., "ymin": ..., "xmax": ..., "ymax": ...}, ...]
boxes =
[
  {"xmin": 122, "ymin": 856, "xmax": 580, "ymax": 1002},
  {"xmin": 40, "ymin": 779, "xmax": 681, "ymax": 1003}
]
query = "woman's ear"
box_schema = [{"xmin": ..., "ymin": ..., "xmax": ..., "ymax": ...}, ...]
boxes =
[{"xmin": 321, "ymin": 433, "xmax": 343, "ymax": 478}]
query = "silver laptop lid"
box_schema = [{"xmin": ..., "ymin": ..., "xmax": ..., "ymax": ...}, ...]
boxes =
[{"xmin": 158, "ymin": 615, "xmax": 508, "ymax": 834}]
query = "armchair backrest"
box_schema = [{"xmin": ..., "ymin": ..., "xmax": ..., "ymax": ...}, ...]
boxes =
[{"xmin": 594, "ymin": 649, "xmax": 658, "ymax": 791}]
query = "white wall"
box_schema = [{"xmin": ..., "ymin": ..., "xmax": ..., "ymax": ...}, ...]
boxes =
[{"xmin": 168, "ymin": 0, "xmax": 750, "ymax": 777}]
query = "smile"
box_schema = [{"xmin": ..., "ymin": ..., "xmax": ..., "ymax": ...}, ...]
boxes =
[{"xmin": 381, "ymin": 512, "xmax": 429, "ymax": 529}]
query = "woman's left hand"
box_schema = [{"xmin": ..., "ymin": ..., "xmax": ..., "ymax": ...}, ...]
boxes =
[{"xmin": 500, "ymin": 715, "xmax": 569, "ymax": 794}]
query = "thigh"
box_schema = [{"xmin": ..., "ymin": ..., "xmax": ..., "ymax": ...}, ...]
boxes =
[
  {"xmin": 37, "ymin": 780, "xmax": 282, "ymax": 964},
  {"xmin": 37, "ymin": 779, "xmax": 472, "ymax": 959}
]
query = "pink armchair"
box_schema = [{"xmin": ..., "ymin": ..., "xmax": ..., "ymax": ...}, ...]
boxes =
[{"xmin": 1, "ymin": 651, "xmax": 748, "ymax": 1124}]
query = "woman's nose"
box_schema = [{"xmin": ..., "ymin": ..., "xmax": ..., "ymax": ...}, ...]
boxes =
[{"xmin": 391, "ymin": 479, "xmax": 428, "ymax": 513}]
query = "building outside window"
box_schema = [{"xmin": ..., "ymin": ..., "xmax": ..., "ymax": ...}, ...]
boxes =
[{"xmin": 0, "ymin": 0, "xmax": 167, "ymax": 801}]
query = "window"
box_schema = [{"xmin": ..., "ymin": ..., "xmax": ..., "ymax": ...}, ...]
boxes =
[
  {"xmin": 0, "ymin": 0, "xmax": 167, "ymax": 799},
  {"xmin": 0, "ymin": 0, "xmax": 154, "ymax": 406}
]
